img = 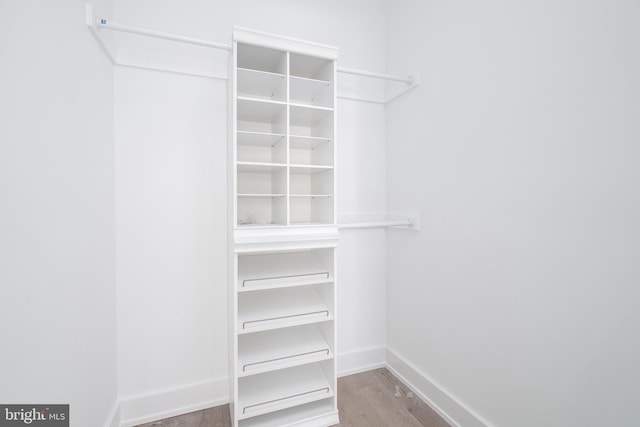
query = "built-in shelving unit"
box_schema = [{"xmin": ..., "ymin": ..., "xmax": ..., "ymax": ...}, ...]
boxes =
[
  {"xmin": 230, "ymin": 28, "xmax": 339, "ymax": 427},
  {"xmin": 232, "ymin": 30, "xmax": 336, "ymax": 228}
]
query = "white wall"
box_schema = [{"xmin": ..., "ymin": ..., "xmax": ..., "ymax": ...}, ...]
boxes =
[
  {"xmin": 0, "ymin": 1, "xmax": 118, "ymax": 426},
  {"xmin": 386, "ymin": 1, "xmax": 640, "ymax": 426},
  {"xmin": 111, "ymin": 0, "xmax": 388, "ymax": 422}
]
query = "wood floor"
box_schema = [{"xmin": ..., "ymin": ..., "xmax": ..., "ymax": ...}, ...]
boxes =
[{"xmin": 136, "ymin": 368, "xmax": 450, "ymax": 427}]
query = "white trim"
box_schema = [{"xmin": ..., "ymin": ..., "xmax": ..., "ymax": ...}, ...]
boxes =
[
  {"xmin": 104, "ymin": 401, "xmax": 120, "ymax": 427},
  {"xmin": 118, "ymin": 377, "xmax": 228, "ymax": 427},
  {"xmin": 233, "ymin": 27, "xmax": 338, "ymax": 60},
  {"xmin": 385, "ymin": 348, "xmax": 493, "ymax": 427},
  {"xmin": 110, "ymin": 347, "xmax": 493, "ymax": 427},
  {"xmin": 337, "ymin": 346, "xmax": 386, "ymax": 377}
]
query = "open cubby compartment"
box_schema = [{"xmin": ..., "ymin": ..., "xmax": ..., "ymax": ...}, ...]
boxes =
[
  {"xmin": 289, "ymin": 197, "xmax": 334, "ymax": 226},
  {"xmin": 237, "ymin": 196, "xmax": 286, "ymax": 227},
  {"xmin": 237, "ymin": 132, "xmax": 286, "ymax": 164},
  {"xmin": 237, "ymin": 361, "xmax": 335, "ymax": 421},
  {"xmin": 238, "ymin": 398, "xmax": 337, "ymax": 427},
  {"xmin": 289, "ymin": 53, "xmax": 334, "ymax": 108},
  {"xmin": 237, "ymin": 43, "xmax": 287, "ymax": 75},
  {"xmin": 290, "ymin": 107, "xmax": 333, "ymax": 166},
  {"xmin": 290, "ymin": 105, "xmax": 333, "ymax": 134},
  {"xmin": 237, "ymin": 99, "xmax": 286, "ymax": 132},
  {"xmin": 237, "ymin": 164, "xmax": 286, "ymax": 226},
  {"xmin": 290, "ymin": 135, "xmax": 333, "ymax": 167},
  {"xmin": 237, "ymin": 67, "xmax": 286, "ymax": 102},
  {"xmin": 238, "ymin": 322, "xmax": 334, "ymax": 377},
  {"xmin": 237, "ymin": 96, "xmax": 287, "ymax": 164},
  {"xmin": 238, "ymin": 249, "xmax": 334, "ymax": 292},
  {"xmin": 289, "ymin": 167, "xmax": 334, "ymax": 225},
  {"xmin": 289, "ymin": 167, "xmax": 333, "ymax": 195},
  {"xmin": 238, "ymin": 284, "xmax": 334, "ymax": 334}
]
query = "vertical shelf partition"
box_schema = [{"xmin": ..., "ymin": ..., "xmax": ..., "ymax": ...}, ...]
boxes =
[{"xmin": 230, "ymin": 28, "xmax": 339, "ymax": 427}]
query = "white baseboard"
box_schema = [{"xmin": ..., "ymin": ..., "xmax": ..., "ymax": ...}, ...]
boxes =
[
  {"xmin": 385, "ymin": 348, "xmax": 492, "ymax": 427},
  {"xmin": 337, "ymin": 346, "xmax": 386, "ymax": 377},
  {"xmin": 118, "ymin": 377, "xmax": 228, "ymax": 427},
  {"xmin": 113, "ymin": 347, "xmax": 382, "ymax": 426},
  {"xmin": 104, "ymin": 400, "xmax": 120, "ymax": 427},
  {"xmin": 113, "ymin": 347, "xmax": 489, "ymax": 427}
]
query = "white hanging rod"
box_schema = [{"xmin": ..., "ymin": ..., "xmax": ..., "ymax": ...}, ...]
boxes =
[
  {"xmin": 338, "ymin": 219, "xmax": 413, "ymax": 229},
  {"xmin": 95, "ymin": 18, "xmax": 232, "ymax": 51},
  {"xmin": 86, "ymin": 3, "xmax": 420, "ymax": 97},
  {"xmin": 337, "ymin": 67, "xmax": 414, "ymax": 85}
]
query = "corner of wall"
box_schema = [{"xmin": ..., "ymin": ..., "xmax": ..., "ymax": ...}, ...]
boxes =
[
  {"xmin": 105, "ymin": 401, "xmax": 121, "ymax": 427},
  {"xmin": 118, "ymin": 378, "xmax": 228, "ymax": 427},
  {"xmin": 385, "ymin": 348, "xmax": 492, "ymax": 427},
  {"xmin": 338, "ymin": 346, "xmax": 386, "ymax": 377}
]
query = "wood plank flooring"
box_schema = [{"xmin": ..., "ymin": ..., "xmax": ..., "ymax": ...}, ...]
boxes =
[{"xmin": 136, "ymin": 368, "xmax": 450, "ymax": 427}]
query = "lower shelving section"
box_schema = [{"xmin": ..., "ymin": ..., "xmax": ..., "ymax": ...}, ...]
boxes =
[
  {"xmin": 238, "ymin": 363, "xmax": 335, "ymax": 420},
  {"xmin": 232, "ymin": 235, "xmax": 338, "ymax": 426},
  {"xmin": 238, "ymin": 398, "xmax": 338, "ymax": 427}
]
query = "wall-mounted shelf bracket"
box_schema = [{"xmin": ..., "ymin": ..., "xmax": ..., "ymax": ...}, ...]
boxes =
[
  {"xmin": 86, "ymin": 3, "xmax": 116, "ymax": 64},
  {"xmin": 386, "ymin": 72, "xmax": 421, "ymax": 104},
  {"xmin": 94, "ymin": 15, "xmax": 232, "ymax": 51}
]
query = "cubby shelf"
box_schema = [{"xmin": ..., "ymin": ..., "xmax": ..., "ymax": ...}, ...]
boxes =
[
  {"xmin": 290, "ymin": 164, "xmax": 333, "ymax": 174},
  {"xmin": 237, "ymin": 194, "xmax": 286, "ymax": 198},
  {"xmin": 290, "ymin": 135, "xmax": 332, "ymax": 149},
  {"xmin": 237, "ymin": 131, "xmax": 285, "ymax": 147},
  {"xmin": 237, "ymin": 162, "xmax": 287, "ymax": 172}
]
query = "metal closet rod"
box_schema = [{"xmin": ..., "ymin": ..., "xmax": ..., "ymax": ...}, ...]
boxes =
[
  {"xmin": 93, "ymin": 16, "xmax": 413, "ymax": 84},
  {"xmin": 96, "ymin": 18, "xmax": 232, "ymax": 51},
  {"xmin": 338, "ymin": 219, "xmax": 413, "ymax": 229}
]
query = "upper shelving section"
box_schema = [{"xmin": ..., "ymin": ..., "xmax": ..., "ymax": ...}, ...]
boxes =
[{"xmin": 232, "ymin": 28, "xmax": 338, "ymax": 229}]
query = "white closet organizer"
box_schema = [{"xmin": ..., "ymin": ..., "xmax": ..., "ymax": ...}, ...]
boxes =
[
  {"xmin": 230, "ymin": 28, "xmax": 340, "ymax": 427},
  {"xmin": 233, "ymin": 30, "xmax": 336, "ymax": 227}
]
